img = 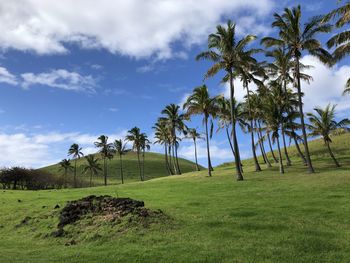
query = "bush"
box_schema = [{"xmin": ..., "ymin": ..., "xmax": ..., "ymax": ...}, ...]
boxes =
[{"xmin": 0, "ymin": 167, "xmax": 64, "ymax": 190}]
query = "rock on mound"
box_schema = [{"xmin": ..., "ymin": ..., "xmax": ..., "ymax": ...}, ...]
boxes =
[{"xmin": 53, "ymin": 195, "xmax": 162, "ymax": 237}]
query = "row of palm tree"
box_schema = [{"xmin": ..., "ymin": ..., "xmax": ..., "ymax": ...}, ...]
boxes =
[
  {"xmin": 59, "ymin": 127, "xmax": 150, "ymax": 187},
  {"xmin": 152, "ymin": 4, "xmax": 350, "ymax": 179}
]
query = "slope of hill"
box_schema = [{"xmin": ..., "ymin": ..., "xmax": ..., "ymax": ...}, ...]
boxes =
[
  {"xmin": 42, "ymin": 151, "xmax": 201, "ymax": 185},
  {"xmin": 1, "ymin": 134, "xmax": 350, "ymax": 262}
]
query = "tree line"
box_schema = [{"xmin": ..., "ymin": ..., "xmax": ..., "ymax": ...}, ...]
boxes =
[{"xmin": 153, "ymin": 4, "xmax": 350, "ymax": 179}]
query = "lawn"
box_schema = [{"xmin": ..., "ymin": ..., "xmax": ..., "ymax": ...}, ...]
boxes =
[{"xmin": 0, "ymin": 134, "xmax": 350, "ymax": 262}]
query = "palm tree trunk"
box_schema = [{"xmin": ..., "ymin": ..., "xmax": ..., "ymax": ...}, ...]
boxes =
[
  {"xmin": 171, "ymin": 143, "xmax": 178, "ymax": 174},
  {"xmin": 267, "ymin": 132, "xmax": 278, "ymax": 163},
  {"xmin": 281, "ymin": 126, "xmax": 292, "ymax": 166},
  {"xmin": 229, "ymin": 72, "xmax": 243, "ymax": 180},
  {"xmin": 90, "ymin": 170, "xmax": 93, "ymax": 187},
  {"xmin": 276, "ymin": 134, "xmax": 284, "ymax": 174},
  {"xmin": 168, "ymin": 145, "xmax": 174, "ymax": 175},
  {"xmin": 226, "ymin": 126, "xmax": 235, "ymax": 157},
  {"xmin": 174, "ymin": 143, "xmax": 182, "ymax": 175},
  {"xmin": 258, "ymin": 121, "xmax": 272, "ymax": 167},
  {"xmin": 120, "ymin": 154, "xmax": 124, "ymax": 184},
  {"xmin": 164, "ymin": 143, "xmax": 172, "ymax": 175},
  {"xmin": 255, "ymin": 121, "xmax": 267, "ymax": 164},
  {"xmin": 103, "ymin": 157, "xmax": 107, "ymax": 186},
  {"xmin": 295, "ymin": 55, "xmax": 314, "ymax": 173},
  {"xmin": 326, "ymin": 141, "xmax": 340, "ymax": 167},
  {"xmin": 137, "ymin": 150, "xmax": 143, "ymax": 181},
  {"xmin": 204, "ymin": 115, "xmax": 213, "ymax": 177},
  {"xmin": 293, "ymin": 133, "xmax": 307, "ymax": 164},
  {"xmin": 74, "ymin": 159, "xmax": 77, "ymax": 188},
  {"xmin": 245, "ymin": 85, "xmax": 261, "ymax": 172},
  {"xmin": 193, "ymin": 138, "xmax": 200, "ymax": 171}
]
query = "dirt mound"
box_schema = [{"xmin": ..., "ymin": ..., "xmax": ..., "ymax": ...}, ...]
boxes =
[{"xmin": 52, "ymin": 195, "xmax": 163, "ymax": 237}]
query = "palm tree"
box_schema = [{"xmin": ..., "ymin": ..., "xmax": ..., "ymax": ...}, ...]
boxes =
[
  {"xmin": 324, "ymin": 2, "xmax": 350, "ymax": 94},
  {"xmin": 68, "ymin": 143, "xmax": 84, "ymax": 188},
  {"xmin": 126, "ymin": 127, "xmax": 144, "ymax": 181},
  {"xmin": 307, "ymin": 104, "xmax": 350, "ymax": 167},
  {"xmin": 58, "ymin": 159, "xmax": 73, "ymax": 188},
  {"xmin": 216, "ymin": 96, "xmax": 246, "ymax": 172},
  {"xmin": 183, "ymin": 85, "xmax": 218, "ymax": 177},
  {"xmin": 262, "ymin": 5, "xmax": 332, "ymax": 173},
  {"xmin": 140, "ymin": 133, "xmax": 151, "ymax": 180},
  {"xmin": 153, "ymin": 119, "xmax": 173, "ymax": 175},
  {"xmin": 82, "ymin": 155, "xmax": 102, "ymax": 187},
  {"xmin": 262, "ymin": 92, "xmax": 285, "ymax": 174},
  {"xmin": 185, "ymin": 128, "xmax": 203, "ymax": 171},
  {"xmin": 197, "ymin": 20, "xmax": 258, "ymax": 180},
  {"xmin": 94, "ymin": 135, "xmax": 114, "ymax": 186},
  {"xmin": 113, "ymin": 139, "xmax": 129, "ymax": 184},
  {"xmin": 161, "ymin": 104, "xmax": 186, "ymax": 175}
]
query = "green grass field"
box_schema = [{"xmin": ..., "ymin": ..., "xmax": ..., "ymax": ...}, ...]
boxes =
[
  {"xmin": 43, "ymin": 151, "xmax": 200, "ymax": 185},
  {"xmin": 1, "ymin": 134, "xmax": 350, "ymax": 262}
]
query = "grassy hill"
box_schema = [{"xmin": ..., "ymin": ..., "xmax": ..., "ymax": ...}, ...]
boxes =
[
  {"xmin": 42, "ymin": 151, "xmax": 201, "ymax": 185},
  {"xmin": 1, "ymin": 134, "xmax": 350, "ymax": 262}
]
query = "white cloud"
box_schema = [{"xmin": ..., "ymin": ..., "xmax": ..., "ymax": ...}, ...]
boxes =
[
  {"xmin": 0, "ymin": 66, "xmax": 18, "ymax": 85},
  {"xmin": 21, "ymin": 69, "xmax": 96, "ymax": 92},
  {"xmin": 108, "ymin": 108, "xmax": 118, "ymax": 112},
  {"xmin": 0, "ymin": 0, "xmax": 275, "ymax": 58},
  {"xmin": 0, "ymin": 130, "xmax": 128, "ymax": 168},
  {"xmin": 178, "ymin": 140, "xmax": 234, "ymax": 162},
  {"xmin": 301, "ymin": 55, "xmax": 350, "ymax": 115}
]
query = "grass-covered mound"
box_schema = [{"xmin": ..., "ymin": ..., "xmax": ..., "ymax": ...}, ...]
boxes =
[
  {"xmin": 0, "ymin": 134, "xmax": 350, "ymax": 262},
  {"xmin": 42, "ymin": 151, "xmax": 201, "ymax": 186}
]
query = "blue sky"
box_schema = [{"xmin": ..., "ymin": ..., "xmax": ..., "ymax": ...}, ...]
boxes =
[{"xmin": 0, "ymin": 0, "xmax": 349, "ymax": 168}]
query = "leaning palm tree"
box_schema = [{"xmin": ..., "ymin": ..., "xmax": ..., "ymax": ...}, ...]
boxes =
[
  {"xmin": 82, "ymin": 155, "xmax": 102, "ymax": 187},
  {"xmin": 185, "ymin": 128, "xmax": 203, "ymax": 171},
  {"xmin": 161, "ymin": 104, "xmax": 186, "ymax": 175},
  {"xmin": 306, "ymin": 104, "xmax": 350, "ymax": 167},
  {"xmin": 94, "ymin": 135, "xmax": 114, "ymax": 186},
  {"xmin": 153, "ymin": 119, "xmax": 173, "ymax": 175},
  {"xmin": 197, "ymin": 20, "xmax": 258, "ymax": 180},
  {"xmin": 126, "ymin": 127, "xmax": 144, "ymax": 181},
  {"xmin": 183, "ymin": 85, "xmax": 218, "ymax": 177},
  {"xmin": 68, "ymin": 143, "xmax": 84, "ymax": 188},
  {"xmin": 324, "ymin": 2, "xmax": 350, "ymax": 95},
  {"xmin": 58, "ymin": 159, "xmax": 73, "ymax": 188},
  {"xmin": 262, "ymin": 5, "xmax": 333, "ymax": 173},
  {"xmin": 113, "ymin": 139, "xmax": 129, "ymax": 184}
]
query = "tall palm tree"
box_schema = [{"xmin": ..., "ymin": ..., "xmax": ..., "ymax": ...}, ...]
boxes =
[
  {"xmin": 324, "ymin": 2, "xmax": 350, "ymax": 94},
  {"xmin": 126, "ymin": 127, "xmax": 144, "ymax": 181},
  {"xmin": 113, "ymin": 139, "xmax": 129, "ymax": 184},
  {"xmin": 197, "ymin": 20, "xmax": 258, "ymax": 180},
  {"xmin": 307, "ymin": 104, "xmax": 350, "ymax": 167},
  {"xmin": 82, "ymin": 155, "xmax": 102, "ymax": 187},
  {"xmin": 140, "ymin": 133, "xmax": 151, "ymax": 180},
  {"xmin": 262, "ymin": 5, "xmax": 332, "ymax": 173},
  {"xmin": 153, "ymin": 119, "xmax": 173, "ymax": 175},
  {"xmin": 94, "ymin": 135, "xmax": 114, "ymax": 186},
  {"xmin": 183, "ymin": 85, "xmax": 218, "ymax": 177},
  {"xmin": 185, "ymin": 128, "xmax": 203, "ymax": 171},
  {"xmin": 262, "ymin": 92, "xmax": 285, "ymax": 174},
  {"xmin": 238, "ymin": 63, "xmax": 267, "ymax": 172},
  {"xmin": 161, "ymin": 104, "xmax": 186, "ymax": 175},
  {"xmin": 58, "ymin": 159, "xmax": 73, "ymax": 188},
  {"xmin": 68, "ymin": 143, "xmax": 84, "ymax": 188},
  {"xmin": 216, "ymin": 96, "xmax": 246, "ymax": 172}
]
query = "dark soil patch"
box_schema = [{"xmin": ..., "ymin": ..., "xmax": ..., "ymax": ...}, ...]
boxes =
[{"xmin": 52, "ymin": 195, "xmax": 166, "ymax": 237}]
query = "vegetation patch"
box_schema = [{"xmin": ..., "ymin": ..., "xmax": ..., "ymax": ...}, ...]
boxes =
[{"xmin": 52, "ymin": 195, "xmax": 167, "ymax": 238}]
